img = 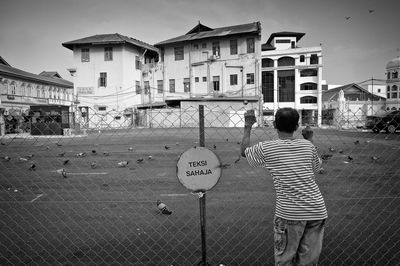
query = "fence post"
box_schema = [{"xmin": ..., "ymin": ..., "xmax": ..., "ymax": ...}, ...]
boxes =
[{"xmin": 198, "ymin": 105, "xmax": 207, "ymax": 266}]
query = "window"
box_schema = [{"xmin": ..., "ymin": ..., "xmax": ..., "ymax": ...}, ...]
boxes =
[
  {"xmin": 300, "ymin": 83, "xmax": 317, "ymax": 90},
  {"xmin": 387, "ymin": 72, "xmax": 391, "ymax": 79},
  {"xmin": 213, "ymin": 76, "xmax": 220, "ymax": 91},
  {"xmin": 392, "ymin": 85, "xmax": 398, "ymax": 99},
  {"xmin": 276, "ymin": 39, "xmax": 290, "ymax": 43},
  {"xmin": 262, "ymin": 71, "xmax": 274, "ymax": 102},
  {"xmin": 230, "ymin": 74, "xmax": 238, "ymax": 85},
  {"xmin": 104, "ymin": 47, "xmax": 113, "ymax": 61},
  {"xmin": 300, "ymin": 55, "xmax": 305, "ymax": 62},
  {"xmin": 300, "ymin": 69, "xmax": 318, "ymax": 77},
  {"xmin": 310, "ymin": 54, "xmax": 319, "ymax": 64},
  {"xmin": 202, "ymin": 43, "xmax": 207, "ymax": 48},
  {"xmin": 387, "ymin": 86, "xmax": 391, "ymax": 99},
  {"xmin": 393, "ymin": 71, "xmax": 398, "ymax": 79},
  {"xmin": 98, "ymin": 106, "xmax": 107, "ymax": 111},
  {"xmin": 230, "ymin": 40, "xmax": 238, "ymax": 55},
  {"xmin": 193, "ymin": 44, "xmax": 199, "ymax": 49},
  {"xmin": 246, "ymin": 73, "xmax": 255, "ymax": 84},
  {"xmin": 183, "ymin": 78, "xmax": 190, "ymax": 92},
  {"xmin": 203, "ymin": 77, "xmax": 207, "ymax": 82},
  {"xmin": 136, "ymin": 81, "xmax": 141, "ymax": 94},
  {"xmin": 81, "ymin": 48, "xmax": 90, "ymax": 62},
  {"xmin": 278, "ymin": 56, "xmax": 295, "ymax": 66},
  {"xmin": 247, "ymin": 38, "xmax": 255, "ymax": 53},
  {"xmin": 174, "ymin": 47, "xmax": 184, "ymax": 60},
  {"xmin": 300, "ymin": 96, "xmax": 317, "ymax": 104},
  {"xmin": 135, "ymin": 56, "xmax": 140, "ymax": 70},
  {"xmin": 157, "ymin": 80, "xmax": 163, "ymax": 94},
  {"xmin": 10, "ymin": 84, "xmax": 16, "ymax": 95},
  {"xmin": 278, "ymin": 70, "xmax": 295, "ymax": 102},
  {"xmin": 291, "ymin": 41, "xmax": 295, "ymax": 48},
  {"xmin": 262, "ymin": 58, "xmax": 274, "ymax": 68},
  {"xmin": 169, "ymin": 79, "xmax": 175, "ymax": 93},
  {"xmin": 212, "ymin": 42, "xmax": 220, "ymax": 57},
  {"xmin": 144, "ymin": 81, "xmax": 150, "ymax": 95},
  {"xmin": 99, "ymin": 72, "xmax": 107, "ymax": 87},
  {"xmin": 195, "ymin": 77, "xmax": 199, "ymax": 82}
]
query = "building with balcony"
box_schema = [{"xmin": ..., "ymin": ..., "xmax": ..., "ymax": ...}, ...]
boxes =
[
  {"xmin": 0, "ymin": 57, "xmax": 73, "ymax": 135},
  {"xmin": 385, "ymin": 56, "xmax": 400, "ymax": 110},
  {"xmin": 261, "ymin": 32, "xmax": 323, "ymax": 126},
  {"xmin": 62, "ymin": 34, "xmax": 159, "ymax": 128}
]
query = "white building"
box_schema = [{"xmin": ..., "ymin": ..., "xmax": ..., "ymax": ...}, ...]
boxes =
[
  {"xmin": 62, "ymin": 34, "xmax": 159, "ymax": 127},
  {"xmin": 261, "ymin": 32, "xmax": 323, "ymax": 126},
  {"xmin": 385, "ymin": 56, "xmax": 400, "ymax": 110},
  {"xmin": 152, "ymin": 22, "xmax": 262, "ymax": 108}
]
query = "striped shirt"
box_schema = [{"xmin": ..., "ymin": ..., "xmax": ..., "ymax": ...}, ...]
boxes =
[{"xmin": 245, "ymin": 139, "xmax": 328, "ymax": 220}]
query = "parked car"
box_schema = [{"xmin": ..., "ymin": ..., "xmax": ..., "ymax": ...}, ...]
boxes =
[{"xmin": 365, "ymin": 110, "xmax": 400, "ymax": 133}]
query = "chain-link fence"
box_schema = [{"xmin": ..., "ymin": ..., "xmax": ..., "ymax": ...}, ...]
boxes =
[{"xmin": 1, "ymin": 102, "xmax": 399, "ymax": 265}]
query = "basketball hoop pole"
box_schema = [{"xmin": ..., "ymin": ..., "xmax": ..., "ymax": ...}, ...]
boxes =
[{"xmin": 198, "ymin": 105, "xmax": 207, "ymax": 266}]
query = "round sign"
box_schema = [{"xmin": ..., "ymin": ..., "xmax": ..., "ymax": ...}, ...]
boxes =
[{"xmin": 177, "ymin": 147, "xmax": 222, "ymax": 192}]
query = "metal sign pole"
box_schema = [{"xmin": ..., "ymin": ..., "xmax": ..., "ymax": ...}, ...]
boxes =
[{"xmin": 198, "ymin": 105, "xmax": 207, "ymax": 266}]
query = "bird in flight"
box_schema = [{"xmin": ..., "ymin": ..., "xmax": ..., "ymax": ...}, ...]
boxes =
[
  {"xmin": 368, "ymin": 9, "xmax": 374, "ymax": 13},
  {"xmin": 345, "ymin": 16, "xmax": 351, "ymax": 20}
]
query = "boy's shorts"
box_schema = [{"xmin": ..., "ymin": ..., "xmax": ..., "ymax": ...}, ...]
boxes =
[{"xmin": 273, "ymin": 216, "xmax": 326, "ymax": 266}]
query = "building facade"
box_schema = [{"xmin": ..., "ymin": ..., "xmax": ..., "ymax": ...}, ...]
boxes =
[
  {"xmin": 62, "ymin": 34, "xmax": 159, "ymax": 128},
  {"xmin": 261, "ymin": 32, "xmax": 323, "ymax": 126},
  {"xmin": 151, "ymin": 22, "xmax": 262, "ymax": 118},
  {"xmin": 0, "ymin": 57, "xmax": 73, "ymax": 135},
  {"xmin": 385, "ymin": 56, "xmax": 400, "ymax": 110}
]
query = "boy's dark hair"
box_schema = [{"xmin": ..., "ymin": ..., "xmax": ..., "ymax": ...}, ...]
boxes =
[{"xmin": 274, "ymin": 108, "xmax": 299, "ymax": 133}]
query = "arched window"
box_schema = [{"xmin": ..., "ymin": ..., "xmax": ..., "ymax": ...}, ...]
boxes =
[
  {"xmin": 393, "ymin": 71, "xmax": 398, "ymax": 79},
  {"xmin": 278, "ymin": 56, "xmax": 295, "ymax": 67},
  {"xmin": 300, "ymin": 69, "xmax": 318, "ymax": 77},
  {"xmin": 262, "ymin": 58, "xmax": 274, "ymax": 68},
  {"xmin": 387, "ymin": 86, "xmax": 391, "ymax": 99},
  {"xmin": 300, "ymin": 55, "xmax": 305, "ymax": 62},
  {"xmin": 300, "ymin": 83, "xmax": 317, "ymax": 90},
  {"xmin": 387, "ymin": 72, "xmax": 391, "ymax": 79},
  {"xmin": 300, "ymin": 96, "xmax": 317, "ymax": 103},
  {"xmin": 392, "ymin": 85, "xmax": 398, "ymax": 99}
]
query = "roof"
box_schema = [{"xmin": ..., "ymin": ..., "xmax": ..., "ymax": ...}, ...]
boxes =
[
  {"xmin": 155, "ymin": 22, "xmax": 261, "ymax": 47},
  {"xmin": 39, "ymin": 71, "xmax": 62, "ymax": 78},
  {"xmin": 0, "ymin": 56, "xmax": 11, "ymax": 66},
  {"xmin": 266, "ymin": 31, "xmax": 305, "ymax": 45},
  {"xmin": 322, "ymin": 83, "xmax": 385, "ymax": 102},
  {"xmin": 261, "ymin": 43, "xmax": 276, "ymax": 51},
  {"xmin": 0, "ymin": 64, "xmax": 73, "ymax": 88},
  {"xmin": 386, "ymin": 56, "xmax": 400, "ymax": 69},
  {"xmin": 62, "ymin": 33, "xmax": 158, "ymax": 53}
]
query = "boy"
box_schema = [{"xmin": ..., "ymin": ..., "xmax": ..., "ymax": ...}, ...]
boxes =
[{"xmin": 241, "ymin": 108, "xmax": 327, "ymax": 266}]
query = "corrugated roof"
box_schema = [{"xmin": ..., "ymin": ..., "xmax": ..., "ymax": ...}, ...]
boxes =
[
  {"xmin": 62, "ymin": 33, "xmax": 158, "ymax": 53},
  {"xmin": 266, "ymin": 31, "xmax": 305, "ymax": 45},
  {"xmin": 0, "ymin": 64, "xmax": 73, "ymax": 88},
  {"xmin": 322, "ymin": 83, "xmax": 384, "ymax": 102},
  {"xmin": 155, "ymin": 22, "xmax": 261, "ymax": 47}
]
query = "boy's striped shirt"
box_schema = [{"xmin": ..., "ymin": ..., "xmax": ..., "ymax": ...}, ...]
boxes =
[{"xmin": 245, "ymin": 139, "xmax": 328, "ymax": 220}]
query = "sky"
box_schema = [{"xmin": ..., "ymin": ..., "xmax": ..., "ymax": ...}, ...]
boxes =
[{"xmin": 1, "ymin": 0, "xmax": 399, "ymax": 86}]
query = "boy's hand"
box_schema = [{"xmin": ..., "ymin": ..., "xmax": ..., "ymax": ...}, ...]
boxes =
[
  {"xmin": 302, "ymin": 125, "xmax": 314, "ymax": 141},
  {"xmin": 244, "ymin": 110, "xmax": 257, "ymax": 127}
]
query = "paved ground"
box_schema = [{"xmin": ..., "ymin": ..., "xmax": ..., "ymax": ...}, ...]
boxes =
[{"xmin": 1, "ymin": 127, "xmax": 399, "ymax": 265}]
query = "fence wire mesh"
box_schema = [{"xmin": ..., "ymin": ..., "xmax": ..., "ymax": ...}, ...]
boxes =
[{"xmin": 1, "ymin": 104, "xmax": 400, "ymax": 266}]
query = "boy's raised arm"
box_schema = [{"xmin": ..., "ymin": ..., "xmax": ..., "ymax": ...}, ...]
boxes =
[{"xmin": 240, "ymin": 110, "xmax": 257, "ymax": 157}]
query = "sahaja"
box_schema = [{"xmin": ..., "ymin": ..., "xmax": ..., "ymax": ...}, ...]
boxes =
[{"xmin": 186, "ymin": 169, "xmax": 212, "ymax": 177}]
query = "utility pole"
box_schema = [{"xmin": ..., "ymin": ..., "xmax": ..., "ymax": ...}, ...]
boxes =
[{"xmin": 371, "ymin": 77, "xmax": 374, "ymax": 115}]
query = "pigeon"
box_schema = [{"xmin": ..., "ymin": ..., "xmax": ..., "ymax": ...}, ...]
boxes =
[
  {"xmin": 354, "ymin": 140, "xmax": 360, "ymax": 145},
  {"xmin": 164, "ymin": 145, "xmax": 170, "ymax": 150},
  {"xmin": 237, "ymin": 141, "xmax": 241, "ymax": 145},
  {"xmin": 338, "ymin": 150, "xmax": 344, "ymax": 154},
  {"xmin": 29, "ymin": 163, "xmax": 36, "ymax": 171},
  {"xmin": 137, "ymin": 158, "xmax": 144, "ymax": 163},
  {"xmin": 213, "ymin": 144, "xmax": 217, "ymax": 149},
  {"xmin": 156, "ymin": 200, "xmax": 172, "ymax": 215},
  {"xmin": 321, "ymin": 154, "xmax": 333, "ymax": 160},
  {"xmin": 27, "ymin": 154, "xmax": 34, "ymax": 159},
  {"xmin": 45, "ymin": 146, "xmax": 50, "ymax": 150},
  {"xmin": 148, "ymin": 155, "xmax": 153, "ymax": 160},
  {"xmin": 91, "ymin": 161, "xmax": 97, "ymax": 169},
  {"xmin": 118, "ymin": 161, "xmax": 129, "ymax": 167},
  {"xmin": 347, "ymin": 155, "xmax": 353, "ymax": 162},
  {"xmin": 92, "ymin": 150, "xmax": 97, "ymax": 154},
  {"xmin": 19, "ymin": 157, "xmax": 28, "ymax": 162},
  {"xmin": 58, "ymin": 151, "xmax": 66, "ymax": 157},
  {"xmin": 76, "ymin": 152, "xmax": 87, "ymax": 158},
  {"xmin": 128, "ymin": 147, "xmax": 134, "ymax": 151},
  {"xmin": 63, "ymin": 159, "xmax": 70, "ymax": 165},
  {"xmin": 4, "ymin": 156, "xmax": 11, "ymax": 161},
  {"xmin": 371, "ymin": 156, "xmax": 379, "ymax": 161},
  {"xmin": 56, "ymin": 168, "xmax": 67, "ymax": 178},
  {"xmin": 328, "ymin": 147, "xmax": 335, "ymax": 152}
]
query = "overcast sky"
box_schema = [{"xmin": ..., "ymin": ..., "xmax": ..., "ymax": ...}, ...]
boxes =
[{"xmin": 1, "ymin": 0, "xmax": 398, "ymax": 86}]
